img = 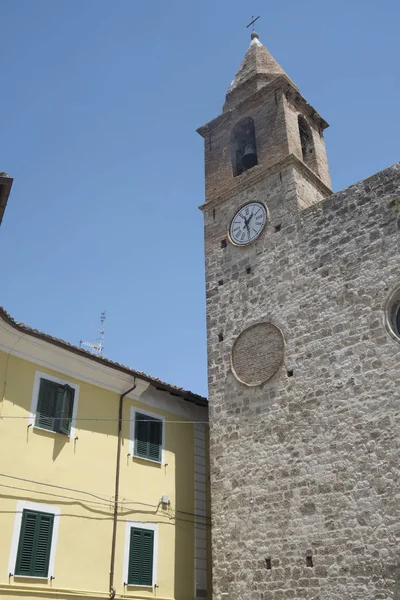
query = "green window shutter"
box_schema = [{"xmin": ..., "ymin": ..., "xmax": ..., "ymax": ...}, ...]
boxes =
[
  {"xmin": 58, "ymin": 385, "xmax": 74, "ymax": 436},
  {"xmin": 140, "ymin": 530, "xmax": 154, "ymax": 586},
  {"xmin": 128, "ymin": 528, "xmax": 142, "ymax": 585},
  {"xmin": 15, "ymin": 511, "xmax": 37, "ymax": 575},
  {"xmin": 36, "ymin": 380, "xmax": 58, "ymax": 431},
  {"xmin": 147, "ymin": 419, "xmax": 162, "ymax": 462},
  {"xmin": 134, "ymin": 413, "xmax": 162, "ymax": 462},
  {"xmin": 128, "ymin": 528, "xmax": 154, "ymax": 586},
  {"xmin": 36, "ymin": 378, "xmax": 74, "ymax": 435},
  {"xmin": 33, "ymin": 513, "xmax": 54, "ymax": 577},
  {"xmin": 15, "ymin": 510, "xmax": 54, "ymax": 578},
  {"xmin": 135, "ymin": 414, "xmax": 149, "ymax": 458}
]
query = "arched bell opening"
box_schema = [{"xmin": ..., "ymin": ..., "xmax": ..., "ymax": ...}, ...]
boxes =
[
  {"xmin": 298, "ymin": 115, "xmax": 315, "ymax": 166},
  {"xmin": 231, "ymin": 117, "xmax": 258, "ymax": 177}
]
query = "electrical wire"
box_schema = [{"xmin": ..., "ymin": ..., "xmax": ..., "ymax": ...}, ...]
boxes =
[
  {"xmin": 0, "ymin": 473, "xmax": 110, "ymax": 502},
  {"xmin": 0, "ymin": 484, "xmax": 210, "ymax": 529},
  {"xmin": 0, "ymin": 416, "xmax": 208, "ymax": 423},
  {"xmin": 0, "ymin": 473, "xmax": 210, "ymax": 524},
  {"xmin": 0, "ymin": 483, "xmax": 111, "ymax": 508},
  {"xmin": 119, "ymin": 499, "xmax": 211, "ymax": 521}
]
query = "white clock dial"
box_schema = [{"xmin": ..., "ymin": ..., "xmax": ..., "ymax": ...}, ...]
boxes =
[{"xmin": 229, "ymin": 202, "xmax": 267, "ymax": 246}]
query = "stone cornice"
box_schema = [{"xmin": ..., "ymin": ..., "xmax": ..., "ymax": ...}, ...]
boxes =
[
  {"xmin": 196, "ymin": 76, "xmax": 294, "ymax": 138},
  {"xmin": 199, "ymin": 153, "xmax": 332, "ymax": 212},
  {"xmin": 197, "ymin": 75, "xmax": 328, "ymax": 139}
]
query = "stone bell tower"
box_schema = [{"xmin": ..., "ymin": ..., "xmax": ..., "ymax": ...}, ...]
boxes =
[
  {"xmin": 198, "ymin": 30, "xmax": 400, "ymax": 600},
  {"xmin": 197, "ymin": 31, "xmax": 331, "ymax": 214}
]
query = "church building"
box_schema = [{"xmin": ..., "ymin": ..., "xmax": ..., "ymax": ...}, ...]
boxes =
[{"xmin": 198, "ymin": 30, "xmax": 400, "ymax": 600}]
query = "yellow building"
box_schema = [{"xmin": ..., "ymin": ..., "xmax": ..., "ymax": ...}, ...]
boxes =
[{"xmin": 0, "ymin": 307, "xmax": 210, "ymax": 600}]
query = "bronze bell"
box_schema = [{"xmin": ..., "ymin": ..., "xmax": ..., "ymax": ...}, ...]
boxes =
[{"xmin": 241, "ymin": 142, "xmax": 257, "ymax": 170}]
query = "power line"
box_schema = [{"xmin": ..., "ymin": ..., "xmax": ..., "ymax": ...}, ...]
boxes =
[
  {"xmin": 0, "ymin": 416, "xmax": 208, "ymax": 424},
  {"xmin": 0, "ymin": 473, "xmax": 210, "ymax": 523},
  {"xmin": 0, "ymin": 473, "xmax": 110, "ymax": 502},
  {"xmin": 119, "ymin": 500, "xmax": 210, "ymax": 521},
  {"xmin": 0, "ymin": 483, "xmax": 111, "ymax": 508},
  {"xmin": 0, "ymin": 483, "xmax": 210, "ymax": 529}
]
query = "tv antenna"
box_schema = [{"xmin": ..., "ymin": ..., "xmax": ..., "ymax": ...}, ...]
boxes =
[{"xmin": 80, "ymin": 311, "xmax": 106, "ymax": 357}]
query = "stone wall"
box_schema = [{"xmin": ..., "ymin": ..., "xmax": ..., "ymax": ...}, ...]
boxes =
[{"xmin": 203, "ymin": 162, "xmax": 400, "ymax": 600}]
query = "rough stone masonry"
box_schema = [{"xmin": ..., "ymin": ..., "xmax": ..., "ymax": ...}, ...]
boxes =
[{"xmin": 198, "ymin": 32, "xmax": 400, "ymax": 600}]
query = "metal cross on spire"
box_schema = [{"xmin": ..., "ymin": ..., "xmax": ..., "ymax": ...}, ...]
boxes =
[{"xmin": 246, "ymin": 15, "xmax": 260, "ymax": 31}]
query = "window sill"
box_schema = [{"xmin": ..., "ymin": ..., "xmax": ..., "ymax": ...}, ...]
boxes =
[
  {"xmin": 31, "ymin": 425, "xmax": 72, "ymax": 441},
  {"xmin": 125, "ymin": 583, "xmax": 154, "ymax": 589},
  {"xmin": 132, "ymin": 454, "xmax": 162, "ymax": 466},
  {"xmin": 13, "ymin": 575, "xmax": 50, "ymax": 581}
]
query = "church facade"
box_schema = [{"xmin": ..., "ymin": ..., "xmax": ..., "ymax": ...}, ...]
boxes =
[{"xmin": 198, "ymin": 32, "xmax": 400, "ymax": 600}]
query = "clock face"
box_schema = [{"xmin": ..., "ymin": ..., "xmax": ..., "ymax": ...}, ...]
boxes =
[{"xmin": 229, "ymin": 202, "xmax": 267, "ymax": 246}]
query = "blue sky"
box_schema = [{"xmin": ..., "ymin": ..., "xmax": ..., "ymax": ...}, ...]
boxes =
[{"xmin": 1, "ymin": 0, "xmax": 399, "ymax": 398}]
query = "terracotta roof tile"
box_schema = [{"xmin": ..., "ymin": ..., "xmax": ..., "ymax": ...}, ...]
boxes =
[{"xmin": 0, "ymin": 306, "xmax": 207, "ymax": 407}]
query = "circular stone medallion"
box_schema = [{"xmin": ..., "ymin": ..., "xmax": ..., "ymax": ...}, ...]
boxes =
[
  {"xmin": 384, "ymin": 285, "xmax": 400, "ymax": 343},
  {"xmin": 231, "ymin": 322, "xmax": 285, "ymax": 386}
]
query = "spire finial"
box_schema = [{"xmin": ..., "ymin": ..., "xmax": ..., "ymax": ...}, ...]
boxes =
[{"xmin": 246, "ymin": 15, "xmax": 260, "ymax": 38}]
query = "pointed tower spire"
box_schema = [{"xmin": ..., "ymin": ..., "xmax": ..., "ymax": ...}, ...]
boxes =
[
  {"xmin": 224, "ymin": 32, "xmax": 296, "ymax": 111},
  {"xmin": 197, "ymin": 28, "xmax": 331, "ymax": 205}
]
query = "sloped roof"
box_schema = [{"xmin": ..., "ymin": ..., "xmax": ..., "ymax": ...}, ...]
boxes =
[
  {"xmin": 227, "ymin": 34, "xmax": 287, "ymax": 94},
  {"xmin": 224, "ymin": 33, "xmax": 297, "ymax": 110},
  {"xmin": 0, "ymin": 307, "xmax": 207, "ymax": 407}
]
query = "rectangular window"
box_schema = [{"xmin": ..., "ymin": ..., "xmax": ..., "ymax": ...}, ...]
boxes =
[
  {"xmin": 134, "ymin": 412, "xmax": 162, "ymax": 462},
  {"xmin": 36, "ymin": 378, "xmax": 74, "ymax": 435},
  {"xmin": 128, "ymin": 527, "xmax": 154, "ymax": 586},
  {"xmin": 15, "ymin": 510, "xmax": 54, "ymax": 577}
]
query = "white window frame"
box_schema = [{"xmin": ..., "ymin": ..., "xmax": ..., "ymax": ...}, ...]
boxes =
[
  {"xmin": 123, "ymin": 521, "xmax": 158, "ymax": 588},
  {"xmin": 129, "ymin": 407, "xmax": 165, "ymax": 465},
  {"xmin": 8, "ymin": 501, "xmax": 61, "ymax": 580},
  {"xmin": 29, "ymin": 371, "xmax": 80, "ymax": 439}
]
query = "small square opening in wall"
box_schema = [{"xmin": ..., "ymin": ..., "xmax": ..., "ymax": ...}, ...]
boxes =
[
  {"xmin": 306, "ymin": 555, "xmax": 313, "ymax": 568},
  {"xmin": 265, "ymin": 557, "xmax": 272, "ymax": 570},
  {"xmin": 221, "ymin": 239, "xmax": 227, "ymax": 248},
  {"xmin": 287, "ymin": 369, "xmax": 294, "ymax": 377},
  {"xmin": 275, "ymin": 224, "xmax": 282, "ymax": 232},
  {"xmin": 246, "ymin": 267, "xmax": 251, "ymax": 274},
  {"xmin": 218, "ymin": 333, "xmax": 224, "ymax": 342},
  {"xmin": 218, "ymin": 279, "xmax": 224, "ymax": 286}
]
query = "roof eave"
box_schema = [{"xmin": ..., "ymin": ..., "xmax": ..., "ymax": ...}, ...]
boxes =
[
  {"xmin": 0, "ymin": 307, "xmax": 208, "ymax": 407},
  {"xmin": 0, "ymin": 176, "xmax": 14, "ymax": 225}
]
